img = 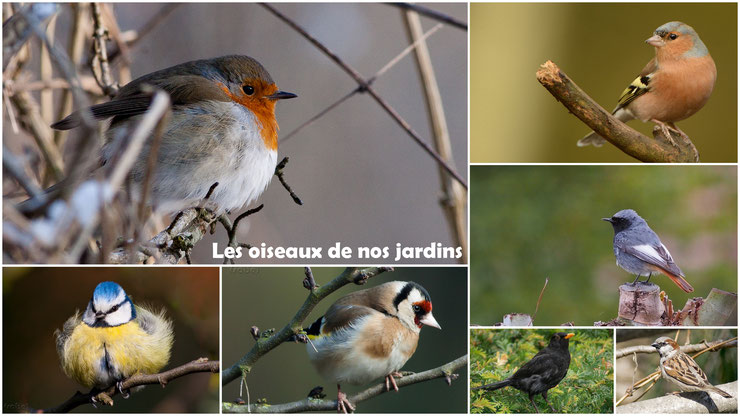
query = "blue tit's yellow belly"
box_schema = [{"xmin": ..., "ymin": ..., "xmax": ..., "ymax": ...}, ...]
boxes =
[{"xmin": 60, "ymin": 322, "xmax": 170, "ymax": 388}]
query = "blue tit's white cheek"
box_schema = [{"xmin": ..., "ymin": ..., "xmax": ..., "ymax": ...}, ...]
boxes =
[{"xmin": 104, "ymin": 302, "xmax": 134, "ymax": 327}]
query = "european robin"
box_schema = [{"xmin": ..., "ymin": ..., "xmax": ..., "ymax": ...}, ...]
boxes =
[{"xmin": 52, "ymin": 55, "xmax": 297, "ymax": 213}]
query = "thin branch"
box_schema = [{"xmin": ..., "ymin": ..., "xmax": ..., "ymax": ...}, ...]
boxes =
[
  {"xmin": 403, "ymin": 10, "xmax": 466, "ymax": 262},
  {"xmin": 222, "ymin": 355, "xmax": 466, "ymax": 413},
  {"xmin": 40, "ymin": 358, "xmax": 219, "ymax": 413},
  {"xmin": 537, "ymin": 60, "xmax": 699, "ymax": 162},
  {"xmin": 91, "ymin": 3, "xmax": 118, "ymax": 96},
  {"xmin": 391, "ymin": 3, "xmax": 467, "ymax": 30},
  {"xmin": 221, "ymin": 267, "xmax": 392, "ymax": 385},
  {"xmin": 617, "ymin": 381, "xmax": 737, "ymax": 413},
  {"xmin": 616, "ymin": 337, "xmax": 737, "ymax": 359},
  {"xmin": 261, "ymin": 3, "xmax": 467, "ymax": 190}
]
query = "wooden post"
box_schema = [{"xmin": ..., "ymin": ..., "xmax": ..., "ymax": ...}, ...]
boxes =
[{"xmin": 618, "ymin": 282, "xmax": 665, "ymax": 325}]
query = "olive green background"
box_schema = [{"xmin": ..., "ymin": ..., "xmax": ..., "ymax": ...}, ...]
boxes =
[
  {"xmin": 470, "ymin": 165, "xmax": 737, "ymax": 326},
  {"xmin": 471, "ymin": 3, "xmax": 737, "ymax": 162},
  {"xmin": 222, "ymin": 267, "xmax": 468, "ymax": 413},
  {"xmin": 2, "ymin": 267, "xmax": 219, "ymax": 413}
]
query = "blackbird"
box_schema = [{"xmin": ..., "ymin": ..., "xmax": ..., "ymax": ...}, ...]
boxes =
[{"xmin": 473, "ymin": 332, "xmax": 574, "ymax": 413}]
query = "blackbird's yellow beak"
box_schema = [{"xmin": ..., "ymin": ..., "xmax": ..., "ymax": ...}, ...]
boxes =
[{"xmin": 565, "ymin": 333, "xmax": 575, "ymax": 339}]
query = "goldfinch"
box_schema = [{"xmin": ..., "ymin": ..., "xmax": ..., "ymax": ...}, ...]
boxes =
[{"xmin": 305, "ymin": 281, "xmax": 441, "ymax": 413}]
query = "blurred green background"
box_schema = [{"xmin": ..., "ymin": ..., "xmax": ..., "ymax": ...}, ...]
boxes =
[
  {"xmin": 2, "ymin": 267, "xmax": 219, "ymax": 413},
  {"xmin": 615, "ymin": 329, "xmax": 737, "ymax": 404},
  {"xmin": 470, "ymin": 329, "xmax": 613, "ymax": 414},
  {"xmin": 222, "ymin": 267, "xmax": 467, "ymax": 413},
  {"xmin": 471, "ymin": 3, "xmax": 737, "ymax": 162},
  {"xmin": 470, "ymin": 165, "xmax": 737, "ymax": 325}
]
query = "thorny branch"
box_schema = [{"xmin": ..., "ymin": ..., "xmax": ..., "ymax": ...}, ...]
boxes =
[
  {"xmin": 536, "ymin": 60, "xmax": 699, "ymax": 163},
  {"xmin": 36, "ymin": 358, "xmax": 219, "ymax": 413},
  {"xmin": 221, "ymin": 267, "xmax": 392, "ymax": 385},
  {"xmin": 222, "ymin": 355, "xmax": 467, "ymax": 413}
]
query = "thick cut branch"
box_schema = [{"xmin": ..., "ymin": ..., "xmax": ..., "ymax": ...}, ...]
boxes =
[
  {"xmin": 222, "ymin": 355, "xmax": 466, "ymax": 413},
  {"xmin": 537, "ymin": 60, "xmax": 699, "ymax": 163},
  {"xmin": 40, "ymin": 358, "xmax": 219, "ymax": 413},
  {"xmin": 221, "ymin": 267, "xmax": 392, "ymax": 385}
]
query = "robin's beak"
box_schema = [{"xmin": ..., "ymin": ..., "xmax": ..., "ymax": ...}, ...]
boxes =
[
  {"xmin": 266, "ymin": 90, "xmax": 297, "ymax": 100},
  {"xmin": 564, "ymin": 333, "xmax": 575, "ymax": 339},
  {"xmin": 645, "ymin": 34, "xmax": 664, "ymax": 47},
  {"xmin": 95, "ymin": 311, "xmax": 106, "ymax": 320},
  {"xmin": 602, "ymin": 217, "xmax": 613, "ymax": 223}
]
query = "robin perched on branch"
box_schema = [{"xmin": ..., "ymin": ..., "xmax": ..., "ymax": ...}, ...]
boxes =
[
  {"xmin": 579, "ymin": 21, "xmax": 716, "ymax": 147},
  {"xmin": 473, "ymin": 332, "xmax": 574, "ymax": 413},
  {"xmin": 51, "ymin": 55, "xmax": 297, "ymax": 214}
]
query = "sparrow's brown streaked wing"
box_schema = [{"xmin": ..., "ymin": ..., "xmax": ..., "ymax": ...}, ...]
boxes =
[{"xmin": 663, "ymin": 353, "xmax": 710, "ymax": 387}]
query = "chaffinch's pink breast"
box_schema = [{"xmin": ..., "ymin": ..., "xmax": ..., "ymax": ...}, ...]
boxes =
[{"xmin": 628, "ymin": 53, "xmax": 717, "ymax": 122}]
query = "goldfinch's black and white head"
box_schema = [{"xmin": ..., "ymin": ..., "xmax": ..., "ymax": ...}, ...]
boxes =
[
  {"xmin": 82, "ymin": 281, "xmax": 136, "ymax": 327},
  {"xmin": 390, "ymin": 281, "xmax": 441, "ymax": 332}
]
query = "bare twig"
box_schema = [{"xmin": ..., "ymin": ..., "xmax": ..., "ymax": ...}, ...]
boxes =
[
  {"xmin": 274, "ymin": 157, "xmax": 302, "ymax": 205},
  {"xmin": 91, "ymin": 3, "xmax": 118, "ymax": 96},
  {"xmin": 391, "ymin": 3, "xmax": 467, "ymax": 30},
  {"xmin": 531, "ymin": 277, "xmax": 549, "ymax": 324},
  {"xmin": 261, "ymin": 3, "xmax": 467, "ymax": 189},
  {"xmin": 616, "ymin": 337, "xmax": 737, "ymax": 359},
  {"xmin": 537, "ymin": 60, "xmax": 699, "ymax": 162},
  {"xmin": 39, "ymin": 358, "xmax": 219, "ymax": 413},
  {"xmin": 303, "ymin": 267, "xmax": 317, "ymax": 290},
  {"xmin": 221, "ymin": 267, "xmax": 392, "ymax": 385},
  {"xmin": 403, "ymin": 11, "xmax": 466, "ymax": 261},
  {"xmin": 222, "ymin": 355, "xmax": 466, "ymax": 413}
]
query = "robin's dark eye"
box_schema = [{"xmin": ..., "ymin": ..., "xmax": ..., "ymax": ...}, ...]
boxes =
[
  {"xmin": 242, "ymin": 85, "xmax": 255, "ymax": 95},
  {"xmin": 412, "ymin": 305, "xmax": 421, "ymax": 313},
  {"xmin": 110, "ymin": 304, "xmax": 119, "ymax": 313},
  {"xmin": 669, "ymin": 33, "xmax": 678, "ymax": 40}
]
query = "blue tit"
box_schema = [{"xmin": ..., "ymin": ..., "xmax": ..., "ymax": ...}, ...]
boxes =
[{"xmin": 55, "ymin": 281, "xmax": 174, "ymax": 389}]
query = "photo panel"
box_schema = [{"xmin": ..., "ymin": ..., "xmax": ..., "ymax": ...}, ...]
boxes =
[
  {"xmin": 2, "ymin": 267, "xmax": 220, "ymax": 413},
  {"xmin": 615, "ymin": 328, "xmax": 737, "ymax": 413},
  {"xmin": 470, "ymin": 165, "xmax": 737, "ymax": 327},
  {"xmin": 470, "ymin": 328, "xmax": 614, "ymax": 414},
  {"xmin": 471, "ymin": 3, "xmax": 737, "ymax": 163},
  {"xmin": 221, "ymin": 266, "xmax": 468, "ymax": 413},
  {"xmin": 2, "ymin": 2, "xmax": 468, "ymax": 265}
]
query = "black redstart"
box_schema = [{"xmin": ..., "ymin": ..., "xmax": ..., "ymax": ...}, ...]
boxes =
[{"xmin": 602, "ymin": 209, "xmax": 694, "ymax": 293}]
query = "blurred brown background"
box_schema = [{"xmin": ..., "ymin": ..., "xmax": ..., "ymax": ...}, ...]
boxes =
[
  {"xmin": 471, "ymin": 3, "xmax": 737, "ymax": 162},
  {"xmin": 2, "ymin": 267, "xmax": 219, "ymax": 413},
  {"xmin": 222, "ymin": 267, "xmax": 468, "ymax": 413},
  {"xmin": 2, "ymin": 3, "xmax": 468, "ymax": 264}
]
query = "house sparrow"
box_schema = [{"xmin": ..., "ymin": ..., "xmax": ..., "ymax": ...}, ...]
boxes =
[
  {"xmin": 603, "ymin": 209, "xmax": 694, "ymax": 293},
  {"xmin": 305, "ymin": 281, "xmax": 441, "ymax": 413},
  {"xmin": 579, "ymin": 22, "xmax": 716, "ymax": 147},
  {"xmin": 652, "ymin": 337, "xmax": 733, "ymax": 398},
  {"xmin": 473, "ymin": 332, "xmax": 574, "ymax": 413}
]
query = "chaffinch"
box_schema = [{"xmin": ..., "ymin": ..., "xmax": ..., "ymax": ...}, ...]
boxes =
[{"xmin": 578, "ymin": 21, "xmax": 716, "ymax": 147}]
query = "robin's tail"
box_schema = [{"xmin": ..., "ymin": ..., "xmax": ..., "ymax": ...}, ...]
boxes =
[{"xmin": 472, "ymin": 379, "xmax": 512, "ymax": 391}]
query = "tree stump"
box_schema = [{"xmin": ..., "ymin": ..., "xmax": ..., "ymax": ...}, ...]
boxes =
[{"xmin": 618, "ymin": 282, "xmax": 664, "ymax": 325}]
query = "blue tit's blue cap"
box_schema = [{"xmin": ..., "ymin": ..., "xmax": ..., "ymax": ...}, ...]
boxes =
[{"xmin": 93, "ymin": 281, "xmax": 125, "ymax": 302}]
